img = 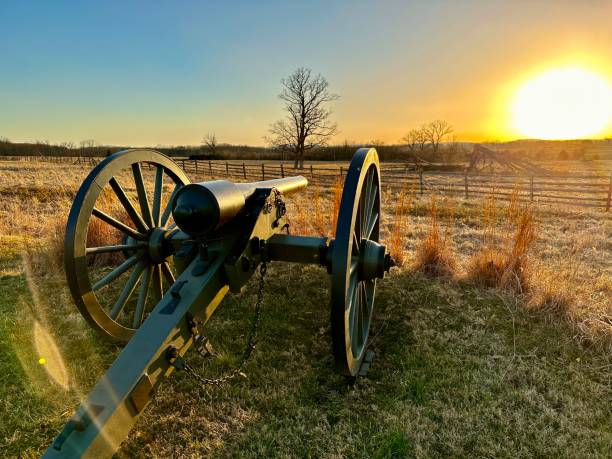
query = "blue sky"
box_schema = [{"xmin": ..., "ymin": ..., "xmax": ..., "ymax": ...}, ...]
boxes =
[{"xmin": 1, "ymin": 1, "xmax": 611, "ymax": 145}]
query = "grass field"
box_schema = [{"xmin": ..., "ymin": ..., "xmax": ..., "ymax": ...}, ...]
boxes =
[{"xmin": 0, "ymin": 159, "xmax": 610, "ymax": 458}]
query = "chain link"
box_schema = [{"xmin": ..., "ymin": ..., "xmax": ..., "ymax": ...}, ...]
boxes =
[{"xmin": 169, "ymin": 262, "xmax": 267, "ymax": 386}]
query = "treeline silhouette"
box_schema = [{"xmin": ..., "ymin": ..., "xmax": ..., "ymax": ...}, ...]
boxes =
[
  {"xmin": 0, "ymin": 138, "xmax": 607, "ymax": 162},
  {"xmin": 0, "ymin": 139, "xmax": 469, "ymax": 162}
]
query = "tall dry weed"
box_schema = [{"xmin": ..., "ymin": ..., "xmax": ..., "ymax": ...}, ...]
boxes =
[
  {"xmin": 388, "ymin": 185, "xmax": 413, "ymax": 267},
  {"xmin": 414, "ymin": 197, "xmax": 457, "ymax": 277},
  {"xmin": 466, "ymin": 191, "xmax": 536, "ymax": 292},
  {"xmin": 330, "ymin": 177, "xmax": 343, "ymax": 235}
]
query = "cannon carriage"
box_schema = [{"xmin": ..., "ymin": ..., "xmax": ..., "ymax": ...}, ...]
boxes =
[{"xmin": 45, "ymin": 147, "xmax": 393, "ymax": 457}]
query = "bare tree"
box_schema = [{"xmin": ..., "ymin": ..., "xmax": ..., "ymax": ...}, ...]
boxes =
[
  {"xmin": 367, "ymin": 139, "xmax": 386, "ymax": 148},
  {"xmin": 79, "ymin": 139, "xmax": 95, "ymax": 158},
  {"xmin": 402, "ymin": 127, "xmax": 428, "ymax": 153},
  {"xmin": 268, "ymin": 67, "xmax": 339, "ymax": 169},
  {"xmin": 202, "ymin": 132, "xmax": 217, "ymax": 155},
  {"xmin": 424, "ymin": 120, "xmax": 453, "ymax": 160}
]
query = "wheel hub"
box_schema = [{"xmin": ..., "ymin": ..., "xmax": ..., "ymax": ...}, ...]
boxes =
[
  {"xmin": 147, "ymin": 227, "xmax": 172, "ymax": 263},
  {"xmin": 358, "ymin": 239, "xmax": 388, "ymax": 280}
]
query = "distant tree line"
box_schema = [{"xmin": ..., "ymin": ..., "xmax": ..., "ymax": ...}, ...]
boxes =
[{"xmin": 2, "ymin": 135, "xmax": 604, "ymax": 163}]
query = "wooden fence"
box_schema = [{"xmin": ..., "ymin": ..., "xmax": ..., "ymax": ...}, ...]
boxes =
[{"xmin": 3, "ymin": 155, "xmax": 611, "ymax": 210}]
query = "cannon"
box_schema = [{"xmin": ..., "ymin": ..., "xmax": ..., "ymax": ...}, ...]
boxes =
[{"xmin": 44, "ymin": 147, "xmax": 392, "ymax": 457}]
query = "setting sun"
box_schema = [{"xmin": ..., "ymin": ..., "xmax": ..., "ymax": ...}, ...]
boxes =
[{"xmin": 511, "ymin": 67, "xmax": 612, "ymax": 139}]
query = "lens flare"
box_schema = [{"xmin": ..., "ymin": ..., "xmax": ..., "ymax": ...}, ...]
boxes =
[
  {"xmin": 34, "ymin": 321, "xmax": 69, "ymax": 389},
  {"xmin": 512, "ymin": 67, "xmax": 612, "ymax": 139}
]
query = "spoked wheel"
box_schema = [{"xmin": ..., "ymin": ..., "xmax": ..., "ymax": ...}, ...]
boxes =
[
  {"xmin": 64, "ymin": 149, "xmax": 190, "ymax": 342},
  {"xmin": 331, "ymin": 148, "xmax": 383, "ymax": 376}
]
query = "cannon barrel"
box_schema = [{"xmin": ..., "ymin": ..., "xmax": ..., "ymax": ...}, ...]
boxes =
[
  {"xmin": 234, "ymin": 176, "xmax": 308, "ymax": 200},
  {"xmin": 172, "ymin": 176, "xmax": 307, "ymax": 236}
]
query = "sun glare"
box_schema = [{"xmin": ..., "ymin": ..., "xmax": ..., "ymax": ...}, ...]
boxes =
[{"xmin": 512, "ymin": 67, "xmax": 612, "ymax": 139}]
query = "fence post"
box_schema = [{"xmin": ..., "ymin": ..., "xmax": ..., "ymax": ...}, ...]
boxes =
[
  {"xmin": 225, "ymin": 162, "xmax": 229, "ymax": 175},
  {"xmin": 195, "ymin": 160, "xmax": 198, "ymax": 174},
  {"xmin": 464, "ymin": 170, "xmax": 469, "ymax": 199},
  {"xmin": 606, "ymin": 172, "xmax": 612, "ymax": 212},
  {"xmin": 281, "ymin": 163, "xmax": 285, "ymax": 178},
  {"xmin": 310, "ymin": 164, "xmax": 314, "ymax": 179},
  {"xmin": 340, "ymin": 166, "xmax": 343, "ymax": 179},
  {"xmin": 419, "ymin": 169, "xmax": 424, "ymax": 196},
  {"xmin": 262, "ymin": 164, "xmax": 265, "ymax": 180},
  {"xmin": 243, "ymin": 163, "xmax": 247, "ymax": 180},
  {"xmin": 208, "ymin": 160, "xmax": 212, "ymax": 175},
  {"xmin": 530, "ymin": 176, "xmax": 534, "ymax": 202},
  {"xmin": 181, "ymin": 159, "xmax": 185, "ymax": 170}
]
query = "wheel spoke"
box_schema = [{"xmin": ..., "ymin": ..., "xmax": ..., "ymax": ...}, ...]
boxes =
[
  {"xmin": 110, "ymin": 261, "xmax": 145, "ymax": 319},
  {"xmin": 356, "ymin": 283, "xmax": 365, "ymax": 346},
  {"xmin": 92, "ymin": 254, "xmax": 142, "ymax": 291},
  {"xmin": 356, "ymin": 196, "xmax": 363, "ymax": 240},
  {"xmin": 151, "ymin": 264, "xmax": 163, "ymax": 304},
  {"xmin": 366, "ymin": 179, "xmax": 378, "ymax": 228},
  {"xmin": 161, "ymin": 262, "xmax": 175, "ymax": 285},
  {"xmin": 132, "ymin": 162, "xmax": 154, "ymax": 228},
  {"xmin": 109, "ymin": 177, "xmax": 149, "ymax": 232},
  {"xmin": 132, "ymin": 265, "xmax": 152, "ymax": 328},
  {"xmin": 160, "ymin": 184, "xmax": 181, "ymax": 227},
  {"xmin": 359, "ymin": 179, "xmax": 368, "ymax": 238},
  {"xmin": 363, "ymin": 170, "xmax": 372, "ymax": 215},
  {"xmin": 364, "ymin": 279, "xmax": 375, "ymax": 314},
  {"xmin": 348, "ymin": 277, "xmax": 359, "ymax": 342},
  {"xmin": 352, "ymin": 231, "xmax": 360, "ymax": 255},
  {"xmin": 86, "ymin": 243, "xmax": 146, "ymax": 255},
  {"xmin": 369, "ymin": 180, "xmax": 378, "ymax": 212},
  {"xmin": 365, "ymin": 212, "xmax": 379, "ymax": 240},
  {"xmin": 362, "ymin": 170, "xmax": 374, "ymax": 236},
  {"xmin": 92, "ymin": 207, "xmax": 146, "ymax": 240},
  {"xmin": 152, "ymin": 166, "xmax": 164, "ymax": 227},
  {"xmin": 350, "ymin": 257, "xmax": 359, "ymax": 277}
]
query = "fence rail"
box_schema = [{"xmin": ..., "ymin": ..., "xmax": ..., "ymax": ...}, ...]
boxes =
[{"xmin": 3, "ymin": 155, "xmax": 611, "ymax": 210}]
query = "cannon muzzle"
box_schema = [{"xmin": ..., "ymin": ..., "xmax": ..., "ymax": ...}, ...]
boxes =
[{"xmin": 172, "ymin": 176, "xmax": 307, "ymax": 236}]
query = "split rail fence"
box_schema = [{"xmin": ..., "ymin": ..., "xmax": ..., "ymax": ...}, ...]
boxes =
[{"xmin": 3, "ymin": 155, "xmax": 612, "ymax": 211}]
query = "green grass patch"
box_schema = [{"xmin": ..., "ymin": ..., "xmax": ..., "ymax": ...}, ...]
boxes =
[{"xmin": 0, "ymin": 254, "xmax": 610, "ymax": 457}]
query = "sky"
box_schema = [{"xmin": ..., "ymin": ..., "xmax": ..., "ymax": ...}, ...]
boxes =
[{"xmin": 1, "ymin": 0, "xmax": 611, "ymax": 146}]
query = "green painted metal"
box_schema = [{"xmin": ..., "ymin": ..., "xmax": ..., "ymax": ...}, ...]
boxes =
[
  {"xmin": 265, "ymin": 234, "xmax": 330, "ymax": 265},
  {"xmin": 46, "ymin": 148, "xmax": 392, "ymax": 457}
]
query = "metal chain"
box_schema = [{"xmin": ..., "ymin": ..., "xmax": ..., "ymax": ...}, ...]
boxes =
[
  {"xmin": 273, "ymin": 188, "xmax": 286, "ymax": 219},
  {"xmin": 168, "ymin": 189, "xmax": 284, "ymax": 386},
  {"xmin": 169, "ymin": 262, "xmax": 267, "ymax": 386}
]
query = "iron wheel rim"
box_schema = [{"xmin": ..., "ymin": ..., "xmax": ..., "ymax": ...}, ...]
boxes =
[{"xmin": 330, "ymin": 148, "xmax": 381, "ymax": 376}]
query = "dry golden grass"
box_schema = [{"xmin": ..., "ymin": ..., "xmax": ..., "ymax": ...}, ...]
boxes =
[
  {"xmin": 526, "ymin": 236, "xmax": 612, "ymax": 349},
  {"xmin": 0, "ymin": 159, "xmax": 611, "ymax": 457},
  {"xmin": 330, "ymin": 177, "xmax": 343, "ymax": 235},
  {"xmin": 311, "ymin": 184, "xmax": 327, "ymax": 236},
  {"xmin": 287, "ymin": 184, "xmax": 337, "ymax": 237},
  {"xmin": 387, "ymin": 186, "xmax": 413, "ymax": 267},
  {"xmin": 414, "ymin": 197, "xmax": 457, "ymax": 277}
]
